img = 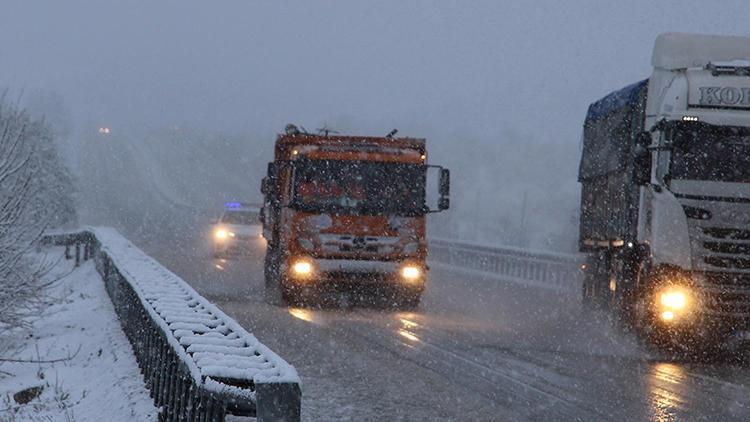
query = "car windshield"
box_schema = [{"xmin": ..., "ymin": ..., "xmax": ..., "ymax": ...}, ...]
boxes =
[
  {"xmin": 292, "ymin": 160, "xmax": 426, "ymax": 216},
  {"xmin": 670, "ymin": 125, "xmax": 750, "ymax": 183},
  {"xmin": 221, "ymin": 210, "xmax": 257, "ymax": 225}
]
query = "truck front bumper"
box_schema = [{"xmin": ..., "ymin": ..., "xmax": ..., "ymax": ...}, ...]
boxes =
[{"xmin": 284, "ymin": 258, "xmax": 426, "ymax": 293}]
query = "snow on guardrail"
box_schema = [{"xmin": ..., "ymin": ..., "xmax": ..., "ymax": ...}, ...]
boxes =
[
  {"xmin": 429, "ymin": 237, "xmax": 584, "ymax": 292},
  {"xmin": 43, "ymin": 227, "xmax": 301, "ymax": 421}
]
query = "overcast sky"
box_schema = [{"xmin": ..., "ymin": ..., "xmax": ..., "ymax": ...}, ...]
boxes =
[{"xmin": 3, "ymin": 1, "xmax": 748, "ymax": 143}]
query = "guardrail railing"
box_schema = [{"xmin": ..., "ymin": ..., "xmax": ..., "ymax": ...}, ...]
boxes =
[
  {"xmin": 430, "ymin": 238, "xmax": 583, "ymax": 292},
  {"xmin": 43, "ymin": 227, "xmax": 301, "ymax": 422}
]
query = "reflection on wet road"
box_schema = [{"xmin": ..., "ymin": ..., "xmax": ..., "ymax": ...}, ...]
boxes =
[{"xmin": 140, "ymin": 227, "xmax": 750, "ymax": 421}]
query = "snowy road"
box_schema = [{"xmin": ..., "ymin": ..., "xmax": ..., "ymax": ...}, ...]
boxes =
[{"xmin": 139, "ymin": 226, "xmax": 750, "ymax": 421}]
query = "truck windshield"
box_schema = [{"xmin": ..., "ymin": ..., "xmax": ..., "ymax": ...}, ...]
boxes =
[
  {"xmin": 292, "ymin": 160, "xmax": 426, "ymax": 216},
  {"xmin": 670, "ymin": 125, "xmax": 750, "ymax": 183}
]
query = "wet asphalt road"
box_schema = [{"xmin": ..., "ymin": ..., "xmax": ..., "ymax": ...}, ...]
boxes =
[{"xmin": 136, "ymin": 226, "xmax": 750, "ymax": 421}]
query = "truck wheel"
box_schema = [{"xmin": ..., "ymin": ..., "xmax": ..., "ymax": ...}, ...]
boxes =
[
  {"xmin": 611, "ymin": 254, "xmax": 638, "ymax": 333},
  {"xmin": 581, "ymin": 253, "xmax": 607, "ymax": 313},
  {"xmin": 399, "ymin": 293, "xmax": 421, "ymax": 310},
  {"xmin": 263, "ymin": 248, "xmax": 286, "ymax": 306},
  {"xmin": 582, "ymin": 272, "xmax": 596, "ymax": 313},
  {"xmin": 630, "ymin": 259, "xmax": 675, "ymax": 354}
]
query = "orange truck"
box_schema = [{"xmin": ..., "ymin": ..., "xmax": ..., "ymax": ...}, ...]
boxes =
[{"xmin": 259, "ymin": 127, "xmax": 450, "ymax": 307}]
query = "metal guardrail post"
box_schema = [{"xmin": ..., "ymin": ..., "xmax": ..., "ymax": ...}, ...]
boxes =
[{"xmin": 256, "ymin": 383, "xmax": 303, "ymax": 421}]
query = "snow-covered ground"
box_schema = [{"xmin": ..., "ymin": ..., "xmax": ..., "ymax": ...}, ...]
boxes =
[{"xmin": 0, "ymin": 248, "xmax": 156, "ymax": 421}]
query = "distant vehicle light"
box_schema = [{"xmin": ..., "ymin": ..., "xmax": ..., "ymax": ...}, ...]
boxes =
[
  {"xmin": 98, "ymin": 127, "xmax": 111, "ymax": 135},
  {"xmin": 215, "ymin": 229, "xmax": 228, "ymax": 240},
  {"xmin": 224, "ymin": 202, "xmax": 242, "ymax": 209},
  {"xmin": 682, "ymin": 115, "xmax": 699, "ymax": 122}
]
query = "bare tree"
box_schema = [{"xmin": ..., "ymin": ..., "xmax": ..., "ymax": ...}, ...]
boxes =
[{"xmin": 0, "ymin": 97, "xmax": 76, "ymax": 335}]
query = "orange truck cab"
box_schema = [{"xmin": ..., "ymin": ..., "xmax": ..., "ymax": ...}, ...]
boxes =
[{"xmin": 260, "ymin": 128, "xmax": 450, "ymax": 307}]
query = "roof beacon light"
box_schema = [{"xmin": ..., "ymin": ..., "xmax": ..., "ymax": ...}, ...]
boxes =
[
  {"xmin": 224, "ymin": 202, "xmax": 242, "ymax": 209},
  {"xmin": 682, "ymin": 115, "xmax": 699, "ymax": 122}
]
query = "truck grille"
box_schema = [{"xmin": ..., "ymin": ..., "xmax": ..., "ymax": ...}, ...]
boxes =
[
  {"xmin": 702, "ymin": 241, "xmax": 750, "ymax": 255},
  {"xmin": 702, "ymin": 227, "xmax": 750, "ymax": 240},
  {"xmin": 693, "ymin": 226, "xmax": 750, "ymax": 271},
  {"xmin": 692, "ymin": 225, "xmax": 750, "ymax": 320},
  {"xmin": 703, "ymin": 256, "xmax": 750, "ymax": 269},
  {"xmin": 679, "ymin": 198, "xmax": 750, "ymax": 323},
  {"xmin": 700, "ymin": 272, "xmax": 750, "ymax": 320}
]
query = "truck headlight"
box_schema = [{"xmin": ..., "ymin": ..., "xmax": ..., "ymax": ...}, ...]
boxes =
[
  {"xmin": 401, "ymin": 265, "xmax": 422, "ymax": 281},
  {"xmin": 290, "ymin": 258, "xmax": 315, "ymax": 279},
  {"xmin": 660, "ymin": 289, "xmax": 687, "ymax": 310},
  {"xmin": 656, "ymin": 285, "xmax": 694, "ymax": 321}
]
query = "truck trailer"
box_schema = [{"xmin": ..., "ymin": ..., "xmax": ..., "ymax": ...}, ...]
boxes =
[
  {"xmin": 579, "ymin": 33, "xmax": 750, "ymax": 350},
  {"xmin": 260, "ymin": 127, "xmax": 450, "ymax": 307}
]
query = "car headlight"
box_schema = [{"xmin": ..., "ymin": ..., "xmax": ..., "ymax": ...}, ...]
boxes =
[
  {"xmin": 215, "ymin": 229, "xmax": 228, "ymax": 240},
  {"xmin": 401, "ymin": 265, "xmax": 422, "ymax": 281}
]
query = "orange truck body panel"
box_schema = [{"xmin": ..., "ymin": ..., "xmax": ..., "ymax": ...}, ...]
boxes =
[{"xmin": 262, "ymin": 132, "xmax": 433, "ymax": 293}]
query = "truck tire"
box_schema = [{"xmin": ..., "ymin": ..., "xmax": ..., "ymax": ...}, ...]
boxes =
[
  {"xmin": 581, "ymin": 261, "xmax": 596, "ymax": 313},
  {"xmin": 399, "ymin": 293, "xmax": 421, "ymax": 310},
  {"xmin": 582, "ymin": 252, "xmax": 609, "ymax": 313},
  {"xmin": 263, "ymin": 247, "xmax": 285, "ymax": 306},
  {"xmin": 630, "ymin": 259, "xmax": 674, "ymax": 353},
  {"xmin": 610, "ymin": 252, "xmax": 639, "ymax": 332}
]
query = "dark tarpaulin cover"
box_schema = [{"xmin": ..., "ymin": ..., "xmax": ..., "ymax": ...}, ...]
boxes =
[{"xmin": 578, "ymin": 79, "xmax": 648, "ymax": 181}]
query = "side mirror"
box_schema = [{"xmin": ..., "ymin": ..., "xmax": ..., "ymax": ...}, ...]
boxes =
[
  {"xmin": 438, "ymin": 197, "xmax": 450, "ymax": 211},
  {"xmin": 634, "ymin": 132, "xmax": 652, "ymax": 186},
  {"xmin": 636, "ymin": 131, "xmax": 651, "ymax": 149},
  {"xmin": 267, "ymin": 162, "xmax": 279, "ymax": 180},
  {"xmin": 439, "ymin": 169, "xmax": 450, "ymax": 197},
  {"xmin": 260, "ymin": 177, "xmax": 269, "ymax": 196}
]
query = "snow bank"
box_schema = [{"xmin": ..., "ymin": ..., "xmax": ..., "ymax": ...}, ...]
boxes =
[{"xmin": 0, "ymin": 251, "xmax": 157, "ymax": 420}]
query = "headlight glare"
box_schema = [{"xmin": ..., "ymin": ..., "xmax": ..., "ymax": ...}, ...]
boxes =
[
  {"xmin": 401, "ymin": 265, "xmax": 421, "ymax": 280},
  {"xmin": 660, "ymin": 289, "xmax": 688, "ymax": 310},
  {"xmin": 290, "ymin": 258, "xmax": 314, "ymax": 278}
]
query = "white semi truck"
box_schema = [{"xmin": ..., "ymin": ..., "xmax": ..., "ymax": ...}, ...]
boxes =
[{"xmin": 579, "ymin": 33, "xmax": 750, "ymax": 350}]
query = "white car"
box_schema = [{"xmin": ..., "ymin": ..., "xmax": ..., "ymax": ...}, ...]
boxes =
[{"xmin": 212, "ymin": 203, "xmax": 263, "ymax": 257}]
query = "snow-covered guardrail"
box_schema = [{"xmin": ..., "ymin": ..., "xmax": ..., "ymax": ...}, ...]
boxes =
[
  {"xmin": 42, "ymin": 228, "xmax": 301, "ymax": 422},
  {"xmin": 429, "ymin": 238, "xmax": 583, "ymax": 292}
]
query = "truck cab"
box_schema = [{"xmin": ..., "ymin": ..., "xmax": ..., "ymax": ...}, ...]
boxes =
[
  {"xmin": 260, "ymin": 129, "xmax": 450, "ymax": 307},
  {"xmin": 580, "ymin": 33, "xmax": 750, "ymax": 349}
]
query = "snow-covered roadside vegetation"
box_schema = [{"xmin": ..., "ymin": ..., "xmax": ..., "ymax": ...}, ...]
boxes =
[
  {"xmin": 0, "ymin": 99, "xmax": 104, "ymax": 419},
  {"xmin": 0, "ymin": 250, "xmax": 156, "ymax": 421},
  {"xmin": 0, "ymin": 97, "xmax": 77, "ymax": 335}
]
